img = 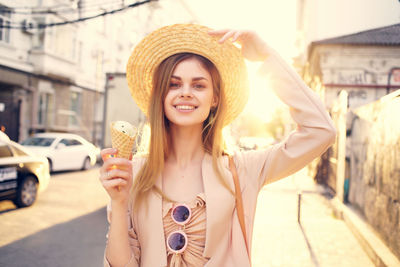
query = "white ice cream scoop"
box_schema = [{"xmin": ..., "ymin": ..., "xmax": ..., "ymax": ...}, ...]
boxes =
[{"xmin": 112, "ymin": 121, "xmax": 136, "ymax": 137}]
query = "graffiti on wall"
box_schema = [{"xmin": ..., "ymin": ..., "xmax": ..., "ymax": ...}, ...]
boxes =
[
  {"xmin": 337, "ymin": 71, "xmax": 367, "ymax": 85},
  {"xmin": 327, "ymin": 88, "xmax": 376, "ymax": 109},
  {"xmin": 323, "ymin": 68, "xmax": 400, "ymax": 86}
]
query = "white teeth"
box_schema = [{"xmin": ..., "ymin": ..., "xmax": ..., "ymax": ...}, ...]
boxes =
[{"xmin": 175, "ymin": 105, "xmax": 195, "ymax": 110}]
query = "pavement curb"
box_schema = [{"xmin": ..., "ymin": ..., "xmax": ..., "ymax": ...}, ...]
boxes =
[{"xmin": 328, "ymin": 197, "xmax": 400, "ymax": 267}]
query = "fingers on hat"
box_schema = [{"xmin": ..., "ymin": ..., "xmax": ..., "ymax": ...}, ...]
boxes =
[
  {"xmin": 218, "ymin": 30, "xmax": 237, "ymax": 43},
  {"xmin": 208, "ymin": 29, "xmax": 230, "ymax": 35},
  {"xmin": 231, "ymin": 31, "xmax": 243, "ymax": 42}
]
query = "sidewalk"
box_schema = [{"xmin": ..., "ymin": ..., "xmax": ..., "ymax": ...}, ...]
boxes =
[{"xmin": 251, "ymin": 168, "xmax": 374, "ymax": 267}]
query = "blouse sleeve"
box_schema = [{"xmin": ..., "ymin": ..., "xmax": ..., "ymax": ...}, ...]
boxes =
[
  {"xmin": 103, "ymin": 202, "xmax": 141, "ymax": 267},
  {"xmin": 103, "ymin": 157, "xmax": 144, "ymax": 267},
  {"xmin": 235, "ymin": 47, "xmax": 336, "ymax": 191}
]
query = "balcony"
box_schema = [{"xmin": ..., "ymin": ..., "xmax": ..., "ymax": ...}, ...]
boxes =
[{"xmin": 29, "ymin": 49, "xmax": 77, "ymax": 81}]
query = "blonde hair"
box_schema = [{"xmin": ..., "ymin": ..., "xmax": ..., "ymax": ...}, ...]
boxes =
[{"xmin": 131, "ymin": 53, "xmax": 233, "ymax": 210}]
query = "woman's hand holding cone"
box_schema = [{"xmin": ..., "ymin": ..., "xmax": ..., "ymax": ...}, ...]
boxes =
[{"xmin": 99, "ymin": 148, "xmax": 132, "ymax": 205}]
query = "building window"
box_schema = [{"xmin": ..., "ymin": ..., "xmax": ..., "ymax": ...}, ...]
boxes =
[
  {"xmin": 69, "ymin": 91, "xmax": 81, "ymax": 126},
  {"xmin": 77, "ymin": 41, "xmax": 83, "ymax": 66},
  {"xmin": 38, "ymin": 92, "xmax": 54, "ymax": 127},
  {"xmin": 45, "ymin": 17, "xmax": 76, "ymax": 61},
  {"xmin": 32, "ymin": 17, "xmax": 46, "ymax": 49},
  {"xmin": 0, "ymin": 5, "xmax": 11, "ymax": 43}
]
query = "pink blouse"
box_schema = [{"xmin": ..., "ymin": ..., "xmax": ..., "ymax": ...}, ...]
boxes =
[{"xmin": 162, "ymin": 193, "xmax": 209, "ymax": 267}]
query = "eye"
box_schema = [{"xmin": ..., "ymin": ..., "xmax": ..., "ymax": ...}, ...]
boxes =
[
  {"xmin": 193, "ymin": 83, "xmax": 206, "ymax": 89},
  {"xmin": 169, "ymin": 82, "xmax": 180, "ymax": 89}
]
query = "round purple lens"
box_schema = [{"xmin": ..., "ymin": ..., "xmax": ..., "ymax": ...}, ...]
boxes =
[
  {"xmin": 168, "ymin": 232, "xmax": 186, "ymax": 251},
  {"xmin": 172, "ymin": 205, "xmax": 190, "ymax": 223}
]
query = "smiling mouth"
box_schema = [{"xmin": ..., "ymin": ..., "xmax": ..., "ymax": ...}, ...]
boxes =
[{"xmin": 174, "ymin": 105, "xmax": 197, "ymax": 111}]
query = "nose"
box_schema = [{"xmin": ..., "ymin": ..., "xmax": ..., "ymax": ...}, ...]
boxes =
[{"xmin": 179, "ymin": 84, "xmax": 193, "ymax": 98}]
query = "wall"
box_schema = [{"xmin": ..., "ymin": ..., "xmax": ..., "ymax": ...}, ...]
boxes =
[
  {"xmin": 307, "ymin": 45, "xmax": 400, "ymax": 110},
  {"xmin": 349, "ymin": 90, "xmax": 400, "ymax": 259},
  {"xmin": 304, "ymin": 44, "xmax": 400, "ymax": 193}
]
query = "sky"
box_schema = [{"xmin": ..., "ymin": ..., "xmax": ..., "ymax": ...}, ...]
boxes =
[
  {"xmin": 183, "ymin": 0, "xmax": 298, "ymax": 58},
  {"xmin": 182, "ymin": 0, "xmax": 298, "ymax": 123}
]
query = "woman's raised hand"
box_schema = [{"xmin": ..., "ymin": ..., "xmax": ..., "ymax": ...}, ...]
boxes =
[
  {"xmin": 208, "ymin": 29, "xmax": 270, "ymax": 62},
  {"xmin": 99, "ymin": 148, "xmax": 133, "ymax": 205}
]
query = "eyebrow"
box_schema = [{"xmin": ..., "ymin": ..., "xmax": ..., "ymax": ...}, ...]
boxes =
[{"xmin": 171, "ymin": 75, "xmax": 209, "ymax": 82}]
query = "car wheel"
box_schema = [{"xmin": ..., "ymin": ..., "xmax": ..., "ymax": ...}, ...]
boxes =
[
  {"xmin": 82, "ymin": 156, "xmax": 91, "ymax": 170},
  {"xmin": 14, "ymin": 175, "xmax": 38, "ymax": 208}
]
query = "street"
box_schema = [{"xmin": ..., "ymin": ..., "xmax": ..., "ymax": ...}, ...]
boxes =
[
  {"xmin": 0, "ymin": 167, "xmax": 374, "ymax": 267},
  {"xmin": 0, "ymin": 168, "xmax": 109, "ymax": 267},
  {"xmin": 251, "ymin": 169, "xmax": 374, "ymax": 267}
]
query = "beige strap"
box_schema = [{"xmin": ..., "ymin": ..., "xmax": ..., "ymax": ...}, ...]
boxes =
[{"xmin": 228, "ymin": 156, "xmax": 250, "ymax": 258}]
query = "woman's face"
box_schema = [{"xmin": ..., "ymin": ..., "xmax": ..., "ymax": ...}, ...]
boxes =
[{"xmin": 164, "ymin": 57, "xmax": 218, "ymax": 127}]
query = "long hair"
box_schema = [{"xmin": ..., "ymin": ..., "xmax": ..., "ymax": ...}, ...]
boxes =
[{"xmin": 131, "ymin": 53, "xmax": 233, "ymax": 210}]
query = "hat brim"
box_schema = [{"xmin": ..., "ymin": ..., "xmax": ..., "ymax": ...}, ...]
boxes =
[{"xmin": 126, "ymin": 24, "xmax": 249, "ymax": 126}]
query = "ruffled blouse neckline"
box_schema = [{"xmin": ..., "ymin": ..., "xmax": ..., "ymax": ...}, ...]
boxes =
[{"xmin": 162, "ymin": 192, "xmax": 206, "ymax": 218}]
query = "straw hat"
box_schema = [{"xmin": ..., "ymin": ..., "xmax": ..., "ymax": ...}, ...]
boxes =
[{"xmin": 126, "ymin": 24, "xmax": 249, "ymax": 126}]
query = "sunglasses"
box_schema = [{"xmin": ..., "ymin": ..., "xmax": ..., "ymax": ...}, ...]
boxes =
[{"xmin": 166, "ymin": 204, "xmax": 192, "ymax": 254}]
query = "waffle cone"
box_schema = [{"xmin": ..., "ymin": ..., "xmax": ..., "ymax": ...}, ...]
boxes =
[{"xmin": 110, "ymin": 122, "xmax": 137, "ymax": 159}]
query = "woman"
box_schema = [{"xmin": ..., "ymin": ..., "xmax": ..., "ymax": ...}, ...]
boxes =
[{"xmin": 100, "ymin": 24, "xmax": 336, "ymax": 267}]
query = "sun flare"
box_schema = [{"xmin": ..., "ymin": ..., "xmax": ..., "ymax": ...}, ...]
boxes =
[
  {"xmin": 243, "ymin": 63, "xmax": 285, "ymax": 123},
  {"xmin": 183, "ymin": 0, "xmax": 297, "ymax": 123}
]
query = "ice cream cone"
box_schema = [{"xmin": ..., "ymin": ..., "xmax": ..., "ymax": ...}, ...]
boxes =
[{"xmin": 110, "ymin": 121, "xmax": 137, "ymax": 159}]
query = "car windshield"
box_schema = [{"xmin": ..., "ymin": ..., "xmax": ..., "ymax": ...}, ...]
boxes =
[
  {"xmin": 21, "ymin": 137, "xmax": 55, "ymax": 147},
  {"xmin": 11, "ymin": 145, "xmax": 29, "ymax": 156},
  {"xmin": 0, "ymin": 144, "xmax": 12, "ymax": 157}
]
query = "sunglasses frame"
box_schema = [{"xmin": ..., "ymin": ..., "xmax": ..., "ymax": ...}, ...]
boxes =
[
  {"xmin": 171, "ymin": 203, "xmax": 192, "ymax": 226},
  {"xmin": 166, "ymin": 203, "xmax": 192, "ymax": 254},
  {"xmin": 166, "ymin": 230, "xmax": 188, "ymax": 254}
]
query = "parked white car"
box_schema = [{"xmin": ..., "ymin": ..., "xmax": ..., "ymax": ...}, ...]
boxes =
[{"xmin": 21, "ymin": 133, "xmax": 100, "ymax": 172}]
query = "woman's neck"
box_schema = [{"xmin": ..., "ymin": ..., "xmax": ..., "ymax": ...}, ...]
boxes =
[{"xmin": 167, "ymin": 124, "xmax": 205, "ymax": 168}]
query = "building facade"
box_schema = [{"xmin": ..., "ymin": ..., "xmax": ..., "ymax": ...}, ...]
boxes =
[
  {"xmin": 0, "ymin": 0, "xmax": 195, "ymax": 144},
  {"xmin": 304, "ymin": 23, "xmax": 400, "ymax": 188},
  {"xmin": 304, "ymin": 23, "xmax": 400, "ymax": 259},
  {"xmin": 0, "ymin": 0, "xmax": 114, "ymax": 143},
  {"xmin": 295, "ymin": 0, "xmax": 400, "ymax": 66}
]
